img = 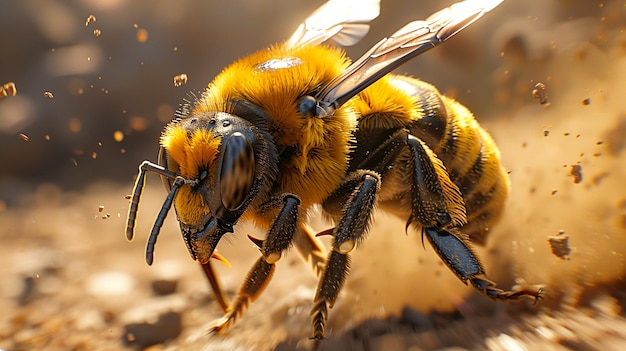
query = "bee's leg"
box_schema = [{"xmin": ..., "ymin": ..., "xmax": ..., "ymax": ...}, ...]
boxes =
[
  {"xmin": 403, "ymin": 133, "xmax": 541, "ymax": 302},
  {"xmin": 208, "ymin": 194, "xmax": 300, "ymax": 334},
  {"xmin": 294, "ymin": 222, "xmax": 327, "ymax": 277},
  {"xmin": 312, "ymin": 171, "xmax": 380, "ymax": 342},
  {"xmin": 356, "ymin": 128, "xmax": 465, "ymax": 227},
  {"xmin": 356, "ymin": 130, "xmax": 542, "ymax": 302},
  {"xmin": 200, "ymin": 259, "xmax": 230, "ymax": 313},
  {"xmin": 424, "ymin": 227, "xmax": 543, "ymax": 302}
]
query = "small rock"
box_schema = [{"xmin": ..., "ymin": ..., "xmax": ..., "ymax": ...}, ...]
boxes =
[
  {"xmin": 151, "ymin": 279, "xmax": 178, "ymax": 296},
  {"xmin": 150, "ymin": 260, "xmax": 182, "ymax": 295},
  {"xmin": 547, "ymin": 233, "xmax": 571, "ymax": 260},
  {"xmin": 123, "ymin": 311, "xmax": 182, "ymax": 348}
]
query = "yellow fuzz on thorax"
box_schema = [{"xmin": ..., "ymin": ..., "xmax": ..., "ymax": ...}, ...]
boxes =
[
  {"xmin": 353, "ymin": 75, "xmax": 422, "ymax": 130},
  {"xmin": 192, "ymin": 43, "xmax": 358, "ymax": 208},
  {"xmin": 160, "ymin": 126, "xmax": 221, "ymax": 225}
]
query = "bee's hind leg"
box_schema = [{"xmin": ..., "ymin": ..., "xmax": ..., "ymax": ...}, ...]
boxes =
[{"xmin": 423, "ymin": 227, "xmax": 543, "ymax": 303}]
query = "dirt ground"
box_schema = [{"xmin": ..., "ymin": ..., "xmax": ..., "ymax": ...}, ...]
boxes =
[{"xmin": 1, "ymin": 1, "xmax": 626, "ymax": 350}]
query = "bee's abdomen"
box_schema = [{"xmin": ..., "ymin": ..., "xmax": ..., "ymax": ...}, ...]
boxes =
[{"xmin": 392, "ymin": 76, "xmax": 509, "ymax": 244}]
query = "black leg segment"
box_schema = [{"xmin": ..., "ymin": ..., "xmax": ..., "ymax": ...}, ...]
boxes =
[
  {"xmin": 312, "ymin": 171, "xmax": 380, "ymax": 341},
  {"xmin": 208, "ymin": 194, "xmax": 300, "ymax": 334},
  {"xmin": 424, "ymin": 227, "xmax": 543, "ymax": 302}
]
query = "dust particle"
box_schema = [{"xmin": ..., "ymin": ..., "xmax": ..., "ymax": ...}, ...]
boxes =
[
  {"xmin": 92, "ymin": 152, "xmax": 97, "ymax": 159},
  {"xmin": 173, "ymin": 74, "xmax": 188, "ymax": 87},
  {"xmin": 44, "ymin": 91, "xmax": 54, "ymax": 99},
  {"xmin": 551, "ymin": 189, "xmax": 558, "ymax": 195},
  {"xmin": 85, "ymin": 15, "xmax": 96, "ymax": 26},
  {"xmin": 5, "ymin": 82, "xmax": 17, "ymax": 95},
  {"xmin": 102, "ymin": 213, "xmax": 111, "ymax": 219},
  {"xmin": 547, "ymin": 232, "xmax": 571, "ymax": 260},
  {"xmin": 1, "ymin": 81, "xmax": 17, "ymax": 99},
  {"xmin": 19, "ymin": 133, "xmax": 29, "ymax": 141},
  {"xmin": 98, "ymin": 205, "xmax": 104, "ymax": 213},
  {"xmin": 136, "ymin": 28, "xmax": 148, "ymax": 43},
  {"xmin": 44, "ymin": 134, "xmax": 51, "ymax": 141},
  {"xmin": 93, "ymin": 29, "xmax": 102, "ymax": 37},
  {"xmin": 113, "ymin": 130, "xmax": 124, "ymax": 142},
  {"xmin": 582, "ymin": 98, "xmax": 591, "ymax": 105},
  {"xmin": 532, "ymin": 82, "xmax": 548, "ymax": 105},
  {"xmin": 124, "ymin": 195, "xmax": 132, "ymax": 200},
  {"xmin": 543, "ymin": 129, "xmax": 550, "ymax": 137},
  {"xmin": 569, "ymin": 164, "xmax": 583, "ymax": 184}
]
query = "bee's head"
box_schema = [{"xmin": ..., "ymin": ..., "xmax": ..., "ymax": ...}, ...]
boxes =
[{"xmin": 157, "ymin": 110, "xmax": 276, "ymax": 264}]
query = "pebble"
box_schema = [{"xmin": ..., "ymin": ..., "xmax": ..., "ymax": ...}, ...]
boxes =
[
  {"xmin": 150, "ymin": 260, "xmax": 182, "ymax": 295},
  {"xmin": 123, "ymin": 310, "xmax": 182, "ymax": 348},
  {"xmin": 151, "ymin": 279, "xmax": 178, "ymax": 295}
]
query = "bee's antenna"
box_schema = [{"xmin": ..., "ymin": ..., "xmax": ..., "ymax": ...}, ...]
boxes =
[{"xmin": 145, "ymin": 176, "xmax": 185, "ymax": 265}]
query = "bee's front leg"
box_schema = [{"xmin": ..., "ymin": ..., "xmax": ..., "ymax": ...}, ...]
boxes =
[
  {"xmin": 312, "ymin": 171, "xmax": 380, "ymax": 343},
  {"xmin": 208, "ymin": 194, "xmax": 300, "ymax": 334},
  {"xmin": 199, "ymin": 257, "xmax": 230, "ymax": 313}
]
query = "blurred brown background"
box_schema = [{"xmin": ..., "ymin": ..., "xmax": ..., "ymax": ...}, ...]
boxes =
[{"xmin": 1, "ymin": 1, "xmax": 625, "ymax": 350}]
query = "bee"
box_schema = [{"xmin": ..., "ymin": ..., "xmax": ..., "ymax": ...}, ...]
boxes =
[{"xmin": 126, "ymin": 0, "xmax": 542, "ymax": 343}]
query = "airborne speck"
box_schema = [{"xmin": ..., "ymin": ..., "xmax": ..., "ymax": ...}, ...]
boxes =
[
  {"xmin": 85, "ymin": 15, "xmax": 96, "ymax": 26},
  {"xmin": 532, "ymin": 82, "xmax": 548, "ymax": 105},
  {"xmin": 569, "ymin": 164, "xmax": 583, "ymax": 184},
  {"xmin": 173, "ymin": 74, "xmax": 188, "ymax": 87}
]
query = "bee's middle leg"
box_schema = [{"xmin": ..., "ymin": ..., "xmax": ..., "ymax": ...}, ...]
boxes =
[
  {"xmin": 208, "ymin": 194, "xmax": 300, "ymax": 333},
  {"xmin": 312, "ymin": 171, "xmax": 380, "ymax": 342}
]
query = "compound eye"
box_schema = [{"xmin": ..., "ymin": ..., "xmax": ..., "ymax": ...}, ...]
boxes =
[{"xmin": 219, "ymin": 132, "xmax": 255, "ymax": 211}]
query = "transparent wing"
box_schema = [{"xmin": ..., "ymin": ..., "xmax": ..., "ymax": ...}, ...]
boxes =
[
  {"xmin": 286, "ymin": 0, "xmax": 381, "ymax": 49},
  {"xmin": 315, "ymin": 0, "xmax": 504, "ymax": 115}
]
